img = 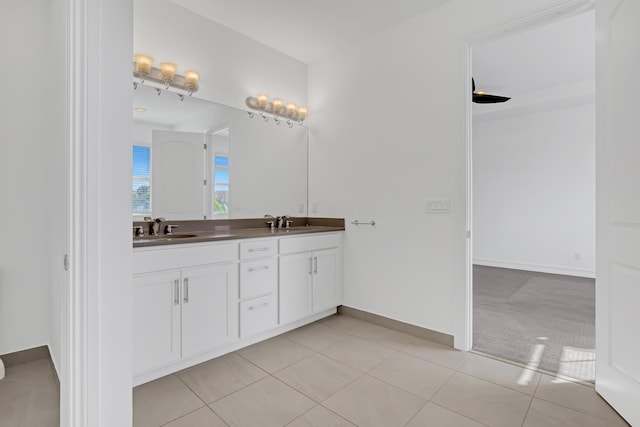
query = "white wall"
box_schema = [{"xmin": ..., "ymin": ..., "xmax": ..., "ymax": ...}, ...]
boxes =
[
  {"xmin": 0, "ymin": 0, "xmax": 55, "ymax": 356},
  {"xmin": 308, "ymin": 0, "xmax": 576, "ymax": 338},
  {"xmin": 134, "ymin": 0, "xmax": 307, "ymax": 112},
  {"xmin": 473, "ymin": 103, "xmax": 596, "ymax": 277}
]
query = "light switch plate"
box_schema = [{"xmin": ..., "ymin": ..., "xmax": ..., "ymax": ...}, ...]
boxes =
[{"xmin": 425, "ymin": 199, "xmax": 450, "ymax": 214}]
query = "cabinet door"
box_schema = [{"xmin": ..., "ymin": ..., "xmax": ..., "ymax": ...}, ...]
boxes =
[
  {"xmin": 181, "ymin": 263, "xmax": 238, "ymax": 358},
  {"xmin": 133, "ymin": 270, "xmax": 181, "ymax": 374},
  {"xmin": 312, "ymin": 248, "xmax": 339, "ymax": 313},
  {"xmin": 279, "ymin": 252, "xmax": 312, "ymax": 324}
]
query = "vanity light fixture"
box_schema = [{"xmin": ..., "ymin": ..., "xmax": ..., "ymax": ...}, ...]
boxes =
[
  {"xmin": 133, "ymin": 53, "xmax": 200, "ymax": 99},
  {"xmin": 246, "ymin": 93, "xmax": 308, "ymax": 128}
]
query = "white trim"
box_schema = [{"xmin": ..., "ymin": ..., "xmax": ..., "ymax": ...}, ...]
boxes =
[
  {"xmin": 454, "ymin": 43, "xmax": 474, "ymax": 351},
  {"xmin": 67, "ymin": 0, "xmax": 89, "ymax": 425},
  {"xmin": 473, "ymin": 258, "xmax": 596, "ymax": 279},
  {"xmin": 466, "ymin": 0, "xmax": 595, "ymax": 45},
  {"xmin": 460, "ymin": 0, "xmax": 596, "ymax": 353}
]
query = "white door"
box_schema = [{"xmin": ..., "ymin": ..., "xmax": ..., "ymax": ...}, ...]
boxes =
[
  {"xmin": 595, "ymin": 1, "xmax": 640, "ymax": 424},
  {"xmin": 152, "ymin": 130, "xmax": 205, "ymax": 219}
]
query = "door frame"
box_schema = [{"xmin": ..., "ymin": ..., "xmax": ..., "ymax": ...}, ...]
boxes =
[{"xmin": 457, "ymin": 0, "xmax": 595, "ymax": 351}]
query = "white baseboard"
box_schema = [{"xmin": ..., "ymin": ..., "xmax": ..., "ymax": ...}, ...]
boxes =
[{"xmin": 473, "ymin": 258, "xmax": 595, "ymax": 279}]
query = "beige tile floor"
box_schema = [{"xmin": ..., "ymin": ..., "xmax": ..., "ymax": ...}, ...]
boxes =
[
  {"xmin": 0, "ymin": 358, "xmax": 60, "ymax": 427},
  {"xmin": 133, "ymin": 315, "xmax": 630, "ymax": 427}
]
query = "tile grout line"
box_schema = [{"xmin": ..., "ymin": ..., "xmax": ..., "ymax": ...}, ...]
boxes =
[
  {"xmin": 425, "ymin": 401, "xmax": 493, "ymax": 427},
  {"xmin": 519, "ymin": 391, "xmax": 536, "ymax": 427}
]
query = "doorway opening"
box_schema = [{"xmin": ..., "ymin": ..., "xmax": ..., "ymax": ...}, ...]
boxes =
[{"xmin": 467, "ymin": 6, "xmax": 596, "ymax": 383}]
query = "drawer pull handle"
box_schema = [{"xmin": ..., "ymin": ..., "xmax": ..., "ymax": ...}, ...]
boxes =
[
  {"xmin": 183, "ymin": 277, "xmax": 189, "ymax": 304},
  {"xmin": 248, "ymin": 266, "xmax": 269, "ymax": 272},
  {"xmin": 174, "ymin": 279, "xmax": 180, "ymax": 305},
  {"xmin": 248, "ymin": 302, "xmax": 269, "ymax": 311},
  {"xmin": 248, "ymin": 247, "xmax": 270, "ymax": 252}
]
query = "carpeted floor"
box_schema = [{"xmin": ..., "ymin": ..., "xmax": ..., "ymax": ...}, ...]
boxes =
[{"xmin": 473, "ymin": 265, "xmax": 595, "ymax": 382}]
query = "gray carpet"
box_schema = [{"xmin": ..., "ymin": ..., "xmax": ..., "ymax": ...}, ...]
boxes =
[{"xmin": 473, "ymin": 265, "xmax": 595, "ymax": 382}]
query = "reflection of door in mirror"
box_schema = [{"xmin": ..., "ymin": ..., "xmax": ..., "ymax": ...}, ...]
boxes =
[
  {"xmin": 152, "ymin": 130, "xmax": 205, "ymax": 220},
  {"xmin": 207, "ymin": 127, "xmax": 230, "ymax": 219}
]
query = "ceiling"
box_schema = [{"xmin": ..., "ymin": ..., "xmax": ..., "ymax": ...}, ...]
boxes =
[
  {"xmin": 473, "ymin": 10, "xmax": 595, "ymax": 98},
  {"xmin": 162, "ymin": 1, "xmax": 593, "ymax": 108},
  {"xmin": 168, "ymin": 0, "xmax": 450, "ymax": 64}
]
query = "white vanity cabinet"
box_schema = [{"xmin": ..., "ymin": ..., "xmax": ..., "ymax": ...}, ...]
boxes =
[
  {"xmin": 238, "ymin": 239, "xmax": 278, "ymax": 338},
  {"xmin": 132, "ymin": 230, "xmax": 343, "ymax": 386},
  {"xmin": 132, "ymin": 243, "xmax": 238, "ymax": 376},
  {"xmin": 279, "ymin": 233, "xmax": 341, "ymax": 324}
]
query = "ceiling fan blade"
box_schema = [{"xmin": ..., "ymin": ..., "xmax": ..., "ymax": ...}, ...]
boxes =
[
  {"xmin": 473, "ymin": 93, "xmax": 511, "ymax": 103},
  {"xmin": 471, "ymin": 77, "xmax": 510, "ymax": 103}
]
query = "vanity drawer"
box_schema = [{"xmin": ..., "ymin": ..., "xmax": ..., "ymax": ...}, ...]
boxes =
[
  {"xmin": 239, "ymin": 239, "xmax": 277, "ymax": 260},
  {"xmin": 239, "ymin": 258, "xmax": 277, "ymax": 299},
  {"xmin": 240, "ymin": 294, "xmax": 277, "ymax": 338},
  {"xmin": 133, "ymin": 242, "xmax": 237, "ymax": 274},
  {"xmin": 279, "ymin": 233, "xmax": 342, "ymax": 254}
]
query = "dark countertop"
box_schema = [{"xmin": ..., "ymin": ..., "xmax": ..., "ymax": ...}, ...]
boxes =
[{"xmin": 133, "ymin": 218, "xmax": 345, "ymax": 248}]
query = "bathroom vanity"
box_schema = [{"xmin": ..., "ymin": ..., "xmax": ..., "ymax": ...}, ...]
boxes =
[{"xmin": 132, "ymin": 218, "xmax": 344, "ymax": 386}]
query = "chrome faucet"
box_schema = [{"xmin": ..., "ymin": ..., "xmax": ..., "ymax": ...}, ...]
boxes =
[
  {"xmin": 164, "ymin": 224, "xmax": 179, "ymax": 235},
  {"xmin": 264, "ymin": 214, "xmax": 276, "ymax": 230},
  {"xmin": 151, "ymin": 217, "xmax": 165, "ymax": 236},
  {"xmin": 278, "ymin": 215, "xmax": 293, "ymax": 229}
]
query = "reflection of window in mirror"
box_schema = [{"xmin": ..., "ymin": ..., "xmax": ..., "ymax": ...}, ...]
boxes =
[
  {"xmin": 132, "ymin": 145, "xmax": 151, "ymax": 216},
  {"xmin": 213, "ymin": 155, "xmax": 229, "ymax": 217}
]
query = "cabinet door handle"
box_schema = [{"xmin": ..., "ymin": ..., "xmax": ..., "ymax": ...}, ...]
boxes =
[
  {"xmin": 248, "ymin": 302, "xmax": 269, "ymax": 311},
  {"xmin": 314, "ymin": 256, "xmax": 318, "ymax": 274},
  {"xmin": 173, "ymin": 279, "xmax": 180, "ymax": 306},
  {"xmin": 248, "ymin": 247, "xmax": 269, "ymax": 252},
  {"xmin": 183, "ymin": 277, "xmax": 189, "ymax": 304},
  {"xmin": 309, "ymin": 257, "xmax": 313, "ymax": 275},
  {"xmin": 248, "ymin": 265, "xmax": 269, "ymax": 272}
]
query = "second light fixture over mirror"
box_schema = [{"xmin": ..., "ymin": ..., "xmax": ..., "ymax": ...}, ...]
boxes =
[{"xmin": 246, "ymin": 93, "xmax": 308, "ymax": 127}]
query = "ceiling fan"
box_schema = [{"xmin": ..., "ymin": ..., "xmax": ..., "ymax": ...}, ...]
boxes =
[{"xmin": 472, "ymin": 78, "xmax": 511, "ymax": 104}]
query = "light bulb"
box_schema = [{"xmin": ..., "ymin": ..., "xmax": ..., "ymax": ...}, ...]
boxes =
[
  {"xmin": 272, "ymin": 98, "xmax": 283, "ymax": 113},
  {"xmin": 185, "ymin": 70, "xmax": 200, "ymax": 87},
  {"xmin": 159, "ymin": 62, "xmax": 177, "ymax": 80},
  {"xmin": 257, "ymin": 93, "xmax": 269, "ymax": 108},
  {"xmin": 134, "ymin": 53, "xmax": 154, "ymax": 74}
]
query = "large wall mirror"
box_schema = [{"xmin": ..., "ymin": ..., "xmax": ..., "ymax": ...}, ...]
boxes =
[{"xmin": 133, "ymin": 84, "xmax": 308, "ymax": 220}]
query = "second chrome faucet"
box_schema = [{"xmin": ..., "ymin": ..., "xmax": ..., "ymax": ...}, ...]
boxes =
[{"xmin": 264, "ymin": 214, "xmax": 293, "ymax": 230}]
